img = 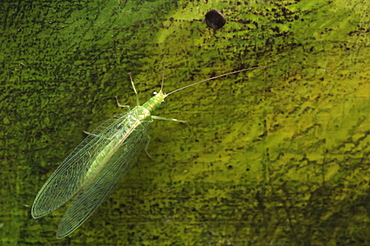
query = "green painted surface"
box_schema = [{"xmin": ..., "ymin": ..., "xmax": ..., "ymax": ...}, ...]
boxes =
[{"xmin": 1, "ymin": 0, "xmax": 369, "ymax": 245}]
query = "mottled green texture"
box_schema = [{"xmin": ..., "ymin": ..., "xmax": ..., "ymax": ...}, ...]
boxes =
[{"xmin": 1, "ymin": 0, "xmax": 369, "ymax": 245}]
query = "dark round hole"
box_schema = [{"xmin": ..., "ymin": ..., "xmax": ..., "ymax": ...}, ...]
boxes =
[{"xmin": 205, "ymin": 9, "xmax": 226, "ymax": 30}]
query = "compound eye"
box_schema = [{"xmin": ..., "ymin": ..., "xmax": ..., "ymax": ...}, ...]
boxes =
[
  {"xmin": 161, "ymin": 100, "xmax": 166, "ymax": 105},
  {"xmin": 152, "ymin": 91, "xmax": 158, "ymax": 96}
]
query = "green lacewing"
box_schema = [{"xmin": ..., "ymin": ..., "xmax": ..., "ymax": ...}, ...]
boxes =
[{"xmin": 31, "ymin": 66, "xmax": 271, "ymax": 239}]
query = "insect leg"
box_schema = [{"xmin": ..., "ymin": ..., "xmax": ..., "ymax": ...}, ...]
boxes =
[
  {"xmin": 83, "ymin": 130, "xmax": 98, "ymax": 136},
  {"xmin": 151, "ymin": 115, "xmax": 186, "ymax": 123},
  {"xmin": 128, "ymin": 72, "xmax": 140, "ymax": 106},
  {"xmin": 144, "ymin": 134, "xmax": 152, "ymax": 159},
  {"xmin": 115, "ymin": 96, "xmax": 131, "ymax": 110}
]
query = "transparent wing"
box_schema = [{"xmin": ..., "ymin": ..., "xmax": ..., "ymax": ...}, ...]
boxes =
[
  {"xmin": 31, "ymin": 112, "xmax": 135, "ymax": 218},
  {"xmin": 56, "ymin": 120, "xmax": 150, "ymax": 239}
]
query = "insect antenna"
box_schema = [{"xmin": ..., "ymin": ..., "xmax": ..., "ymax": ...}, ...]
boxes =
[
  {"xmin": 160, "ymin": 63, "xmax": 165, "ymax": 92},
  {"xmin": 166, "ymin": 65, "xmax": 273, "ymax": 96}
]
